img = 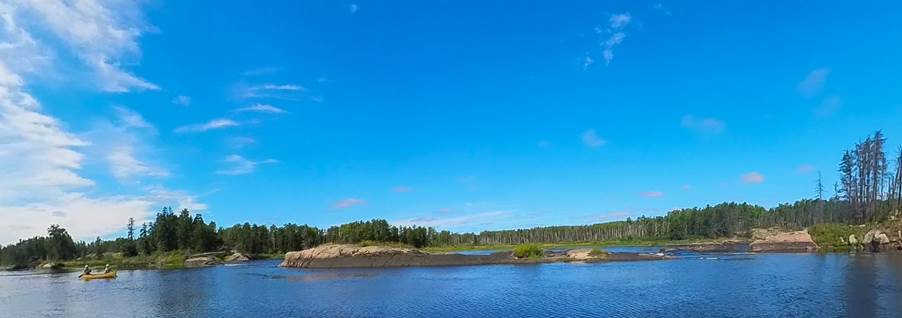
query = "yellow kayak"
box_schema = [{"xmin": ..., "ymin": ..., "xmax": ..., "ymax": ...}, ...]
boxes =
[{"xmin": 81, "ymin": 271, "xmax": 117, "ymax": 280}]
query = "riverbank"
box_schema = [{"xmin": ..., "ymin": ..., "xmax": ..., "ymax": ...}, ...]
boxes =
[{"xmin": 10, "ymin": 250, "xmax": 266, "ymax": 272}]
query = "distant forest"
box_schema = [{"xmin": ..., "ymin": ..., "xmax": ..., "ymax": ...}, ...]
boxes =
[{"xmin": 3, "ymin": 131, "xmax": 901, "ymax": 266}]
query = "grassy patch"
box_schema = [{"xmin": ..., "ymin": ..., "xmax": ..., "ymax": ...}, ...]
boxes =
[
  {"xmin": 512, "ymin": 244, "xmax": 543, "ymax": 259},
  {"xmin": 588, "ymin": 247, "xmax": 609, "ymax": 257},
  {"xmin": 61, "ymin": 250, "xmax": 191, "ymax": 270},
  {"xmin": 808, "ymin": 223, "xmax": 863, "ymax": 251},
  {"xmin": 358, "ymin": 240, "xmax": 416, "ymax": 249}
]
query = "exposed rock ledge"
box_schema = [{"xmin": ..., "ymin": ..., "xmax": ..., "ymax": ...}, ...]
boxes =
[
  {"xmin": 280, "ymin": 244, "xmax": 665, "ymax": 268},
  {"xmin": 184, "ymin": 255, "xmax": 221, "ymax": 267},
  {"xmin": 749, "ymin": 229, "xmax": 818, "ymax": 252}
]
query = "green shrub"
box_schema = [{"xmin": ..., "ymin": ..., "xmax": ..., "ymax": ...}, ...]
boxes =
[
  {"xmin": 808, "ymin": 223, "xmax": 862, "ymax": 251},
  {"xmin": 512, "ymin": 244, "xmax": 543, "ymax": 258},
  {"xmin": 588, "ymin": 247, "xmax": 609, "ymax": 257}
]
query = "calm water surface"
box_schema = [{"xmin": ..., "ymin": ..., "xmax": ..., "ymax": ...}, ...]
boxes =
[{"xmin": 2, "ymin": 251, "xmax": 901, "ymax": 317}]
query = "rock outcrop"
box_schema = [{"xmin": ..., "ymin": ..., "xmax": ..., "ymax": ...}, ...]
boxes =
[
  {"xmin": 224, "ymin": 252, "xmax": 250, "ymax": 262},
  {"xmin": 280, "ymin": 244, "xmax": 664, "ymax": 268},
  {"xmin": 184, "ymin": 255, "xmax": 221, "ymax": 267},
  {"xmin": 863, "ymin": 230, "xmax": 892, "ymax": 252},
  {"xmin": 749, "ymin": 229, "xmax": 818, "ymax": 252},
  {"xmin": 39, "ymin": 262, "xmax": 64, "ymax": 270}
]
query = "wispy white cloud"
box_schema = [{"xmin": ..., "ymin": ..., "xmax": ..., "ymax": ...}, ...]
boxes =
[
  {"xmin": 797, "ymin": 68, "xmax": 830, "ymax": 97},
  {"xmin": 0, "ymin": 2, "xmax": 206, "ymax": 244},
  {"xmin": 174, "ymin": 118, "xmax": 239, "ymax": 133},
  {"xmin": 581, "ymin": 129, "xmax": 606, "ymax": 148},
  {"xmin": 332, "ymin": 198, "xmax": 366, "ymax": 209},
  {"xmin": 215, "ymin": 154, "xmax": 278, "ymax": 175},
  {"xmin": 393, "ymin": 210, "xmax": 511, "ymax": 229},
  {"xmin": 391, "ymin": 186, "xmax": 413, "ymax": 193},
  {"xmin": 598, "ymin": 13, "xmax": 631, "ymax": 65},
  {"xmin": 236, "ymin": 83, "xmax": 306, "ymax": 100},
  {"xmin": 237, "ymin": 103, "xmax": 287, "ymax": 114},
  {"xmin": 106, "ymin": 145, "xmax": 169, "ymax": 181},
  {"xmin": 681, "ymin": 115, "xmax": 725, "ymax": 134},
  {"xmin": 0, "ymin": 5, "xmax": 51, "ymax": 76},
  {"xmin": 0, "ymin": 63, "xmax": 92, "ymax": 201},
  {"xmin": 640, "ymin": 191, "xmax": 664, "ymax": 198},
  {"xmin": 741, "ymin": 172, "xmax": 765, "ymax": 184},
  {"xmin": 171, "ymin": 95, "xmax": 191, "ymax": 106},
  {"xmin": 11, "ymin": 0, "xmax": 158, "ymax": 92},
  {"xmin": 114, "ymin": 106, "xmax": 153, "ymax": 131},
  {"xmin": 609, "ymin": 13, "xmax": 632, "ymax": 28},
  {"xmin": 0, "ymin": 68, "xmax": 185, "ymax": 243}
]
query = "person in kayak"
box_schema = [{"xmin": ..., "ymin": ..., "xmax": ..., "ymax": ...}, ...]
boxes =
[
  {"xmin": 103, "ymin": 264, "xmax": 111, "ymax": 273},
  {"xmin": 82, "ymin": 265, "xmax": 91, "ymax": 276}
]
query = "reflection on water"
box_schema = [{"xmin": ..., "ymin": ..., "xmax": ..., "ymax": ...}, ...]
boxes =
[{"xmin": 2, "ymin": 252, "xmax": 901, "ymax": 317}]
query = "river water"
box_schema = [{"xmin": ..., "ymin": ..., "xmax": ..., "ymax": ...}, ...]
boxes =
[{"xmin": 2, "ymin": 249, "xmax": 901, "ymax": 317}]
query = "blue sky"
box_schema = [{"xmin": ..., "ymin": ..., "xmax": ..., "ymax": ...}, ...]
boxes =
[{"xmin": 2, "ymin": 1, "xmax": 902, "ymax": 243}]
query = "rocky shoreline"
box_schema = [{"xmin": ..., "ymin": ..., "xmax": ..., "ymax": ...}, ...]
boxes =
[{"xmin": 280, "ymin": 244, "xmax": 666, "ymax": 269}]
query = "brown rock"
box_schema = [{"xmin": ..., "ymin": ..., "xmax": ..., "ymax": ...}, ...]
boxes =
[
  {"xmin": 224, "ymin": 252, "xmax": 250, "ymax": 262},
  {"xmin": 749, "ymin": 229, "xmax": 818, "ymax": 252},
  {"xmin": 184, "ymin": 255, "xmax": 220, "ymax": 267}
]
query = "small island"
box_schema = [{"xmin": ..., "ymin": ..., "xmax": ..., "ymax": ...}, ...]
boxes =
[{"xmin": 280, "ymin": 244, "xmax": 665, "ymax": 269}]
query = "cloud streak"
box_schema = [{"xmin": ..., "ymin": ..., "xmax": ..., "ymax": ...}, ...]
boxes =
[
  {"xmin": 741, "ymin": 172, "xmax": 765, "ymax": 184},
  {"xmin": 237, "ymin": 103, "xmax": 287, "ymax": 114},
  {"xmin": 215, "ymin": 155, "xmax": 278, "ymax": 175},
  {"xmin": 681, "ymin": 115, "xmax": 725, "ymax": 134},
  {"xmin": 114, "ymin": 106, "xmax": 154, "ymax": 131},
  {"xmin": 174, "ymin": 118, "xmax": 239, "ymax": 133},
  {"xmin": 236, "ymin": 83, "xmax": 307, "ymax": 100},
  {"xmin": 798, "ymin": 68, "xmax": 830, "ymax": 97},
  {"xmin": 600, "ymin": 13, "xmax": 631, "ymax": 65},
  {"xmin": 172, "ymin": 95, "xmax": 191, "ymax": 106},
  {"xmin": 107, "ymin": 145, "xmax": 169, "ymax": 181},
  {"xmin": 332, "ymin": 198, "xmax": 366, "ymax": 209},
  {"xmin": 640, "ymin": 191, "xmax": 664, "ymax": 198}
]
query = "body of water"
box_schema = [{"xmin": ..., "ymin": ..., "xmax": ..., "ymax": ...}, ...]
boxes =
[{"xmin": 2, "ymin": 251, "xmax": 901, "ymax": 317}]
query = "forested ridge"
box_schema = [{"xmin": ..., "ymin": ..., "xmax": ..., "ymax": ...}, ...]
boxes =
[{"xmin": 3, "ymin": 131, "xmax": 902, "ymax": 266}]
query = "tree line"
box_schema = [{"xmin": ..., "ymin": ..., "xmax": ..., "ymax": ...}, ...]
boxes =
[{"xmin": 4, "ymin": 130, "xmax": 902, "ymax": 266}]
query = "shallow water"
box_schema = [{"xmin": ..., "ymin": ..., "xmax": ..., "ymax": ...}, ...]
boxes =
[{"xmin": 2, "ymin": 251, "xmax": 901, "ymax": 317}]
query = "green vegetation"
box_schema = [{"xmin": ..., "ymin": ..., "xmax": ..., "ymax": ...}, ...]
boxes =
[
  {"xmin": 808, "ymin": 223, "xmax": 866, "ymax": 251},
  {"xmin": 588, "ymin": 247, "xmax": 609, "ymax": 257},
  {"xmin": 61, "ymin": 250, "xmax": 190, "ymax": 270},
  {"xmin": 3, "ymin": 130, "xmax": 902, "ymax": 269},
  {"xmin": 359, "ymin": 240, "xmax": 415, "ymax": 249},
  {"xmin": 512, "ymin": 244, "xmax": 543, "ymax": 259}
]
